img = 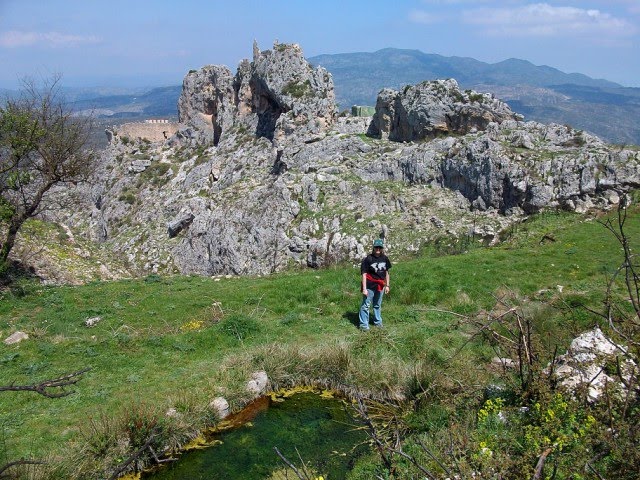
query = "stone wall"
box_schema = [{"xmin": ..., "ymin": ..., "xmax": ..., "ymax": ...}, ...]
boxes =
[{"xmin": 115, "ymin": 121, "xmax": 181, "ymax": 143}]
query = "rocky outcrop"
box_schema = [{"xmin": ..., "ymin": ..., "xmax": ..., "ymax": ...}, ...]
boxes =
[
  {"xmin": 368, "ymin": 79, "xmax": 520, "ymax": 142},
  {"xmin": 36, "ymin": 42, "xmax": 640, "ymax": 282},
  {"xmin": 550, "ymin": 327, "xmax": 636, "ymax": 402},
  {"xmin": 177, "ymin": 41, "xmax": 336, "ymax": 147},
  {"xmin": 178, "ymin": 65, "xmax": 236, "ymax": 145}
]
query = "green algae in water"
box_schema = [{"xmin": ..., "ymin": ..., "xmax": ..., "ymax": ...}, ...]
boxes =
[{"xmin": 144, "ymin": 392, "xmax": 369, "ymax": 479}]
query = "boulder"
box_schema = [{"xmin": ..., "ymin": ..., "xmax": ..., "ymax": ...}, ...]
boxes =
[
  {"xmin": 209, "ymin": 397, "xmax": 230, "ymax": 419},
  {"xmin": 4, "ymin": 331, "xmax": 28, "ymax": 345},
  {"xmin": 128, "ymin": 160, "xmax": 151, "ymax": 173},
  {"xmin": 550, "ymin": 327, "xmax": 636, "ymax": 402},
  {"xmin": 246, "ymin": 370, "xmax": 269, "ymax": 396}
]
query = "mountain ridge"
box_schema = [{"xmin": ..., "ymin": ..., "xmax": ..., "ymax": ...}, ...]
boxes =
[
  {"xmin": 307, "ymin": 48, "xmax": 638, "ymax": 145},
  {"xmin": 4, "ymin": 48, "xmax": 635, "ymax": 145}
]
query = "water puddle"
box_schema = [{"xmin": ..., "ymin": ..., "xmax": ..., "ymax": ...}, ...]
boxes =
[{"xmin": 143, "ymin": 390, "xmax": 369, "ymax": 479}]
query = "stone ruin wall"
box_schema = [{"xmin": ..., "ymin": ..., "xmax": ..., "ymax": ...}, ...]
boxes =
[{"xmin": 116, "ymin": 120, "xmax": 181, "ymax": 142}]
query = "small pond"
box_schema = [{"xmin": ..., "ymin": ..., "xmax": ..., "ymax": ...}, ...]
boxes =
[{"xmin": 143, "ymin": 391, "xmax": 369, "ymax": 479}]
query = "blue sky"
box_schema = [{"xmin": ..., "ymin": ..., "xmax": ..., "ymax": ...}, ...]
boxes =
[{"xmin": 1, "ymin": 0, "xmax": 638, "ymax": 89}]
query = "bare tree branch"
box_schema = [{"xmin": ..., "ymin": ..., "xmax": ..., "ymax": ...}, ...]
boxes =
[
  {"xmin": 274, "ymin": 447, "xmax": 306, "ymax": 480},
  {"xmin": 0, "ymin": 368, "xmax": 90, "ymax": 398},
  {"xmin": 107, "ymin": 430, "xmax": 158, "ymax": 480},
  {"xmin": 532, "ymin": 447, "xmax": 553, "ymax": 480}
]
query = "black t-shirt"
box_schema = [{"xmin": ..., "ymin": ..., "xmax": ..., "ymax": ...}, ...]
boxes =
[{"xmin": 361, "ymin": 254, "xmax": 392, "ymax": 285}]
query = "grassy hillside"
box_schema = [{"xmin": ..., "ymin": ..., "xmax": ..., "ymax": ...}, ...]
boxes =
[{"xmin": 0, "ymin": 204, "xmax": 638, "ymax": 478}]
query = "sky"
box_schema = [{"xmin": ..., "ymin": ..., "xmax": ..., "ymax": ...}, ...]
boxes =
[{"xmin": 1, "ymin": 0, "xmax": 639, "ymax": 89}]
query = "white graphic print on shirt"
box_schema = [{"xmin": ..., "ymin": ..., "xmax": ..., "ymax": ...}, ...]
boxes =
[{"xmin": 371, "ymin": 262, "xmax": 387, "ymax": 273}]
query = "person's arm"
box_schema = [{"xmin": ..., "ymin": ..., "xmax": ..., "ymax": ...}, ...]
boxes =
[
  {"xmin": 362, "ymin": 273, "xmax": 368, "ymax": 295},
  {"xmin": 385, "ymin": 271, "xmax": 390, "ymax": 294}
]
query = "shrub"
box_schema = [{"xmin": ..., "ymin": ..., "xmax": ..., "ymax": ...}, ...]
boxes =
[{"xmin": 283, "ymin": 80, "xmax": 311, "ymax": 99}]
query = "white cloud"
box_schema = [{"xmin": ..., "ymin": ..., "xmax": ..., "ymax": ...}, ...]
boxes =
[
  {"xmin": 0, "ymin": 30, "xmax": 101, "ymax": 48},
  {"xmin": 408, "ymin": 9, "xmax": 444, "ymax": 24},
  {"xmin": 462, "ymin": 3, "xmax": 637, "ymax": 37},
  {"xmin": 420, "ymin": 0, "xmax": 495, "ymax": 4}
]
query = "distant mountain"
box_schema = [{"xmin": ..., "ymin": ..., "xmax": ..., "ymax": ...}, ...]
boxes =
[
  {"xmin": 70, "ymin": 85, "xmax": 181, "ymax": 118},
  {"xmin": 17, "ymin": 48, "xmax": 638, "ymax": 146},
  {"xmin": 309, "ymin": 48, "xmax": 639, "ymax": 145}
]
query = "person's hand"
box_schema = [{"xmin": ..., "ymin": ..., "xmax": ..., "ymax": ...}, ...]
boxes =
[
  {"xmin": 362, "ymin": 287, "xmax": 368, "ymax": 296},
  {"xmin": 384, "ymin": 286, "xmax": 390, "ymax": 294}
]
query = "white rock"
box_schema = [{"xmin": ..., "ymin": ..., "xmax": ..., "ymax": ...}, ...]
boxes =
[
  {"xmin": 85, "ymin": 316, "xmax": 102, "ymax": 327},
  {"xmin": 246, "ymin": 370, "xmax": 269, "ymax": 396},
  {"xmin": 492, "ymin": 357, "xmax": 516, "ymax": 369},
  {"xmin": 550, "ymin": 327, "xmax": 635, "ymax": 402},
  {"xmin": 4, "ymin": 331, "xmax": 28, "ymax": 345},
  {"xmin": 210, "ymin": 397, "xmax": 230, "ymax": 419}
]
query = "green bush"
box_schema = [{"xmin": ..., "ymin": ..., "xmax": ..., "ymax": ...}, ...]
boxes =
[{"xmin": 282, "ymin": 80, "xmax": 311, "ymax": 98}]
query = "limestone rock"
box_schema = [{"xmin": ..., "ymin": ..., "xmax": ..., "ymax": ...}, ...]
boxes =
[
  {"xmin": 4, "ymin": 331, "xmax": 28, "ymax": 345},
  {"xmin": 178, "ymin": 65, "xmax": 236, "ymax": 146},
  {"xmin": 39, "ymin": 41, "xmax": 640, "ymax": 282},
  {"xmin": 244, "ymin": 41, "xmax": 337, "ymax": 144},
  {"xmin": 492, "ymin": 357, "xmax": 516, "ymax": 369},
  {"xmin": 84, "ymin": 316, "xmax": 102, "ymax": 327},
  {"xmin": 167, "ymin": 212, "xmax": 195, "ymax": 238},
  {"xmin": 246, "ymin": 370, "xmax": 269, "ymax": 396},
  {"xmin": 209, "ymin": 397, "xmax": 230, "ymax": 419},
  {"xmin": 176, "ymin": 41, "xmax": 336, "ymax": 147},
  {"xmin": 368, "ymin": 79, "xmax": 520, "ymax": 142},
  {"xmin": 550, "ymin": 327, "xmax": 635, "ymax": 402},
  {"xmin": 128, "ymin": 160, "xmax": 151, "ymax": 173}
]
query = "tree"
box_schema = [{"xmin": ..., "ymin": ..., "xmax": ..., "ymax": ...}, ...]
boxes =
[{"xmin": 0, "ymin": 76, "xmax": 95, "ymax": 273}]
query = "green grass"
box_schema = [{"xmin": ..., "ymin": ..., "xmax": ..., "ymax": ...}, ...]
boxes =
[{"xmin": 0, "ymin": 206, "xmax": 638, "ymax": 477}]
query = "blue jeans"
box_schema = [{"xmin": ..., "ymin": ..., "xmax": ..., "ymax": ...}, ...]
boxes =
[{"xmin": 359, "ymin": 288, "xmax": 384, "ymax": 329}]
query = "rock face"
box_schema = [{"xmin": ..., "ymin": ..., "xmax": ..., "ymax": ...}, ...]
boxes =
[
  {"xmin": 368, "ymin": 79, "xmax": 520, "ymax": 142},
  {"xmin": 178, "ymin": 65, "xmax": 236, "ymax": 145},
  {"xmin": 177, "ymin": 41, "xmax": 336, "ymax": 147},
  {"xmin": 36, "ymin": 41, "xmax": 640, "ymax": 282}
]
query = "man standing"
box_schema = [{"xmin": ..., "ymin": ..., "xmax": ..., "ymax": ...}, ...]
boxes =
[{"xmin": 359, "ymin": 239, "xmax": 391, "ymax": 330}]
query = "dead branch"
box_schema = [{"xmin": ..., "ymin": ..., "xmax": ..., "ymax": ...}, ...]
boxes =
[
  {"xmin": 390, "ymin": 447, "xmax": 437, "ymax": 479},
  {"xmin": 352, "ymin": 395, "xmax": 395, "ymax": 474},
  {"xmin": 148, "ymin": 445, "xmax": 176, "ymax": 464},
  {"xmin": 0, "ymin": 368, "xmax": 90, "ymax": 398},
  {"xmin": 0, "ymin": 459, "xmax": 46, "ymax": 478},
  {"xmin": 417, "ymin": 307, "xmax": 470, "ymax": 319},
  {"xmin": 107, "ymin": 430, "xmax": 158, "ymax": 480},
  {"xmin": 274, "ymin": 447, "xmax": 306, "ymax": 480},
  {"xmin": 532, "ymin": 447, "xmax": 553, "ymax": 480},
  {"xmin": 416, "ymin": 436, "xmax": 451, "ymax": 476},
  {"xmin": 295, "ymin": 447, "xmax": 313, "ymax": 479}
]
